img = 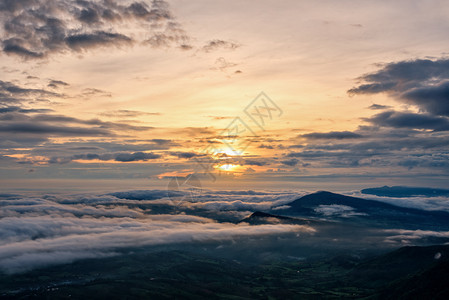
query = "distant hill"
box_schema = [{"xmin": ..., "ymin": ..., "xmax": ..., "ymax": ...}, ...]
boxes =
[
  {"xmin": 239, "ymin": 211, "xmax": 311, "ymax": 225},
  {"xmin": 362, "ymin": 186, "xmax": 449, "ymax": 198},
  {"xmin": 351, "ymin": 245, "xmax": 449, "ymax": 286},
  {"xmin": 277, "ymin": 191, "xmax": 449, "ymax": 230},
  {"xmin": 380, "ymin": 260, "xmax": 449, "ymax": 299},
  {"xmin": 351, "ymin": 245, "xmax": 449, "ymax": 299}
]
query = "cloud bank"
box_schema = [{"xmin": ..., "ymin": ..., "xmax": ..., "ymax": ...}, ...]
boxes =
[{"xmin": 0, "ymin": 190, "xmax": 311, "ymax": 273}]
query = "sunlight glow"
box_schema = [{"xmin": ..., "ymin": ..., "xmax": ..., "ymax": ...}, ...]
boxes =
[{"xmin": 215, "ymin": 164, "xmax": 239, "ymax": 171}]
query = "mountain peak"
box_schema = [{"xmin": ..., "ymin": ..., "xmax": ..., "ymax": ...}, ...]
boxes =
[{"xmin": 240, "ymin": 211, "xmax": 308, "ymax": 225}]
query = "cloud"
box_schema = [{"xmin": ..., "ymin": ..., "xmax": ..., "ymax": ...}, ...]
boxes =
[
  {"xmin": 212, "ymin": 57, "xmax": 238, "ymax": 72},
  {"xmin": 0, "ymin": 80, "xmax": 62, "ymax": 104},
  {"xmin": 349, "ymin": 191, "xmax": 449, "ymax": 212},
  {"xmin": 0, "ymin": 0, "xmax": 189, "ymax": 59},
  {"xmin": 365, "ymin": 111, "xmax": 449, "ymax": 131},
  {"xmin": 201, "ymin": 40, "xmax": 240, "ymax": 52},
  {"xmin": 79, "ymin": 87, "xmax": 111, "ymax": 98},
  {"xmin": 280, "ymin": 158, "xmax": 299, "ymax": 166},
  {"xmin": 114, "ymin": 151, "xmax": 160, "ymax": 162},
  {"xmin": 48, "ymin": 79, "xmax": 69, "ymax": 88},
  {"xmin": 314, "ymin": 204, "xmax": 367, "ymax": 218},
  {"xmin": 349, "ymin": 58, "xmax": 449, "ymax": 117},
  {"xmin": 47, "ymin": 151, "xmax": 161, "ymax": 164},
  {"xmin": 37, "ymin": 139, "xmax": 176, "ymax": 159},
  {"xmin": 99, "ymin": 110, "xmax": 161, "ymax": 118},
  {"xmin": 0, "ymin": 190, "xmax": 312, "ymax": 273},
  {"xmin": 65, "ymin": 31, "xmax": 133, "ymax": 51},
  {"xmin": 175, "ymin": 127, "xmax": 216, "ymax": 137},
  {"xmin": 169, "ymin": 151, "xmax": 201, "ymax": 159},
  {"xmin": 301, "ymin": 131, "xmax": 364, "ymax": 139},
  {"xmin": 0, "ymin": 103, "xmax": 155, "ymax": 149},
  {"xmin": 0, "ymin": 106, "xmax": 53, "ymax": 114},
  {"xmin": 285, "ymin": 123, "xmax": 449, "ymax": 171},
  {"xmin": 368, "ymin": 104, "xmax": 392, "ymax": 110},
  {"xmin": 383, "ymin": 229, "xmax": 449, "ymax": 245},
  {"xmin": 244, "ymin": 160, "xmax": 267, "ymax": 166},
  {"xmin": 0, "ymin": 122, "xmax": 112, "ymax": 136}
]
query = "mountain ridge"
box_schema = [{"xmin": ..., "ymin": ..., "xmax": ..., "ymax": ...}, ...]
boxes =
[{"xmin": 271, "ymin": 191, "xmax": 449, "ymax": 230}]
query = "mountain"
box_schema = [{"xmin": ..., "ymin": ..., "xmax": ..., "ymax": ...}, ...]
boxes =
[
  {"xmin": 351, "ymin": 245, "xmax": 449, "ymax": 299},
  {"xmin": 278, "ymin": 191, "xmax": 449, "ymax": 230},
  {"xmin": 362, "ymin": 186, "xmax": 449, "ymax": 198},
  {"xmin": 350, "ymin": 245, "xmax": 449, "ymax": 286},
  {"xmin": 239, "ymin": 211, "xmax": 311, "ymax": 225},
  {"xmin": 380, "ymin": 260, "xmax": 449, "ymax": 299}
]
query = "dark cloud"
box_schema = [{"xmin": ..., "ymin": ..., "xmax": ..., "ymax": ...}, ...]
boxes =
[
  {"xmin": 365, "ymin": 111, "xmax": 449, "ymax": 131},
  {"xmin": 0, "ymin": 106, "xmax": 53, "ymax": 114},
  {"xmin": 402, "ymin": 81, "xmax": 449, "ymax": 116},
  {"xmin": 49, "ymin": 151, "xmax": 161, "ymax": 164},
  {"xmin": 0, "ymin": 122, "xmax": 110, "ymax": 136},
  {"xmin": 244, "ymin": 160, "xmax": 267, "ymax": 166},
  {"xmin": 169, "ymin": 151, "xmax": 200, "ymax": 159},
  {"xmin": 349, "ymin": 58, "xmax": 449, "ymax": 117},
  {"xmin": 301, "ymin": 131, "xmax": 364, "ymax": 139},
  {"xmin": 280, "ymin": 158, "xmax": 299, "ymax": 166},
  {"xmin": 3, "ymin": 42, "xmax": 44, "ymax": 58},
  {"xmin": 201, "ymin": 40, "xmax": 240, "ymax": 53},
  {"xmin": 114, "ymin": 151, "xmax": 160, "ymax": 162},
  {"xmin": 0, "ymin": 0, "xmax": 189, "ymax": 59},
  {"xmin": 285, "ymin": 123, "xmax": 449, "ymax": 171},
  {"xmin": 1, "ymin": 112, "xmax": 152, "ymax": 131},
  {"xmin": 0, "ymin": 108, "xmax": 154, "ymax": 149},
  {"xmin": 48, "ymin": 80, "xmax": 69, "ymax": 88},
  {"xmin": 368, "ymin": 104, "xmax": 391, "ymax": 110},
  {"xmin": 65, "ymin": 31, "xmax": 133, "ymax": 51},
  {"xmin": 0, "ymin": 80, "xmax": 62, "ymax": 104},
  {"xmin": 77, "ymin": 7, "xmax": 101, "ymax": 24},
  {"xmin": 150, "ymin": 139, "xmax": 172, "ymax": 145},
  {"xmin": 179, "ymin": 44, "xmax": 193, "ymax": 51},
  {"xmin": 27, "ymin": 140, "xmax": 175, "ymax": 156}
]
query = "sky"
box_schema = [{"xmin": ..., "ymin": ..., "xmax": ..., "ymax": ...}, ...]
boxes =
[{"xmin": 1, "ymin": 0, "xmax": 449, "ymax": 192}]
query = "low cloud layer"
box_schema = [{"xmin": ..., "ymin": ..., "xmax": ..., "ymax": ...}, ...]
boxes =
[
  {"xmin": 0, "ymin": 190, "xmax": 310, "ymax": 273},
  {"xmin": 1, "ymin": 188, "xmax": 449, "ymax": 273}
]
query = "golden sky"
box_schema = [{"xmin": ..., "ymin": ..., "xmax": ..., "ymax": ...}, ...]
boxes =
[{"xmin": 1, "ymin": 0, "xmax": 449, "ymax": 191}]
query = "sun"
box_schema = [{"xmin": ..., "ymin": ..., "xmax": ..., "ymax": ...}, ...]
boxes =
[{"xmin": 215, "ymin": 164, "xmax": 239, "ymax": 171}]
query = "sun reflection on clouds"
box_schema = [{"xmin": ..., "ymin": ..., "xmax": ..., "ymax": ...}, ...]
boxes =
[{"xmin": 215, "ymin": 164, "xmax": 240, "ymax": 172}]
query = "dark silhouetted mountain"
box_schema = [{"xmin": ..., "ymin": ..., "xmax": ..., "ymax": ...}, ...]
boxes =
[
  {"xmin": 362, "ymin": 185, "xmax": 449, "ymax": 198},
  {"xmin": 350, "ymin": 245, "xmax": 449, "ymax": 287},
  {"xmin": 279, "ymin": 191, "xmax": 449, "ymax": 230},
  {"xmin": 380, "ymin": 260, "xmax": 449, "ymax": 299},
  {"xmin": 350, "ymin": 245, "xmax": 449, "ymax": 299},
  {"xmin": 239, "ymin": 211, "xmax": 311, "ymax": 225}
]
